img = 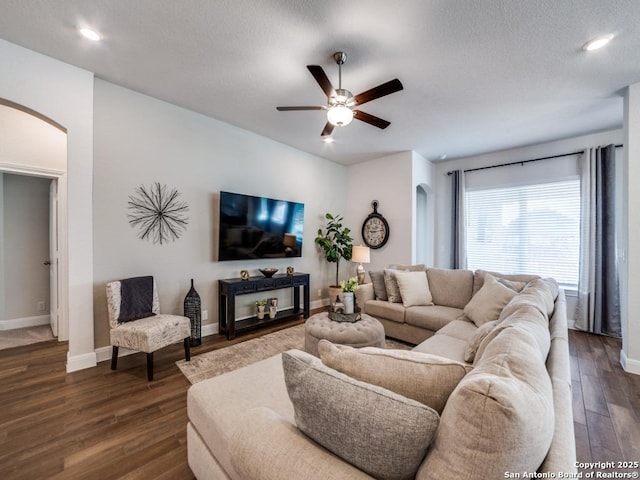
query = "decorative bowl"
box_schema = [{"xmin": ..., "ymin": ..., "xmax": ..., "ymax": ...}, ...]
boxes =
[{"xmin": 259, "ymin": 268, "xmax": 278, "ymax": 278}]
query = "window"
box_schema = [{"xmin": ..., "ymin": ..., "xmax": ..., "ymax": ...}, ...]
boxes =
[{"xmin": 465, "ymin": 179, "xmax": 580, "ymax": 288}]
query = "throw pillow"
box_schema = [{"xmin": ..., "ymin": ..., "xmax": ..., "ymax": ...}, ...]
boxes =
[
  {"xmin": 318, "ymin": 340, "xmax": 467, "ymax": 413},
  {"xmin": 393, "ymin": 270, "xmax": 434, "ymax": 308},
  {"xmin": 383, "ymin": 269, "xmax": 403, "ymax": 303},
  {"xmin": 496, "ymin": 278, "xmax": 527, "ymax": 292},
  {"xmin": 463, "ymin": 320, "xmax": 498, "ymax": 363},
  {"xmin": 463, "ymin": 273, "xmax": 517, "ymax": 327},
  {"xmin": 283, "ymin": 349, "xmax": 439, "ymax": 480},
  {"xmin": 368, "ymin": 270, "xmax": 388, "ymax": 301}
]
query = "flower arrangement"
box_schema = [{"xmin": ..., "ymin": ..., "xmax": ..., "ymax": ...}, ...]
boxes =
[
  {"xmin": 255, "ymin": 299, "xmax": 268, "ymax": 306},
  {"xmin": 340, "ymin": 276, "xmax": 359, "ymax": 293}
]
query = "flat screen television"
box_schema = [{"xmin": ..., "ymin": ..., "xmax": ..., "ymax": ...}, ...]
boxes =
[{"xmin": 218, "ymin": 191, "xmax": 304, "ymax": 261}]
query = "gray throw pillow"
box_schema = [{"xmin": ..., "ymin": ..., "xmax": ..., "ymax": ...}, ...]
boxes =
[
  {"xmin": 283, "ymin": 349, "xmax": 439, "ymax": 480},
  {"xmin": 368, "ymin": 270, "xmax": 388, "ymax": 301}
]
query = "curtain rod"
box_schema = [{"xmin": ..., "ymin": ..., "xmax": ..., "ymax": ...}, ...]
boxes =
[{"xmin": 446, "ymin": 143, "xmax": 623, "ymax": 175}]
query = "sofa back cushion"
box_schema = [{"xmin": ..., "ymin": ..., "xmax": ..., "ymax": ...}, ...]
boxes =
[
  {"xmin": 426, "ymin": 268, "xmax": 474, "ymax": 309},
  {"xmin": 472, "ymin": 269, "xmax": 540, "ymax": 297},
  {"xmin": 318, "ymin": 340, "xmax": 468, "ymax": 413},
  {"xmin": 417, "ymin": 325, "xmax": 555, "ymax": 480},
  {"xmin": 283, "ymin": 349, "xmax": 439, "ymax": 480}
]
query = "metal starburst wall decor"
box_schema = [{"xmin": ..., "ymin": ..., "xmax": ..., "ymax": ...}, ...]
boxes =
[{"xmin": 127, "ymin": 182, "xmax": 189, "ymax": 244}]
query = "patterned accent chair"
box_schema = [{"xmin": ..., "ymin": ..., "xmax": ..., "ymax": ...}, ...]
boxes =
[{"xmin": 106, "ymin": 276, "xmax": 191, "ymax": 381}]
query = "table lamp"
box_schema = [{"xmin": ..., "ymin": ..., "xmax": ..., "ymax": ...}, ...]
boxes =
[{"xmin": 351, "ymin": 245, "xmax": 371, "ymax": 284}]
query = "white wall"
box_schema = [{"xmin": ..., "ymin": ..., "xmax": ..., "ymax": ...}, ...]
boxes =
[
  {"xmin": 0, "ymin": 39, "xmax": 95, "ymax": 372},
  {"xmin": 1, "ymin": 174, "xmax": 50, "ymax": 321},
  {"xmin": 433, "ymin": 129, "xmax": 624, "ymax": 268},
  {"xmin": 345, "ymin": 152, "xmax": 414, "ymax": 273},
  {"xmin": 411, "ymin": 151, "xmax": 435, "ymax": 265},
  {"xmin": 621, "ymin": 83, "xmax": 640, "ymax": 374},
  {"xmin": 92, "ymin": 79, "xmax": 348, "ymax": 349}
]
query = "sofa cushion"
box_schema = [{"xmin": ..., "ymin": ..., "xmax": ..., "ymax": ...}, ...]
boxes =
[
  {"xmin": 412, "ymin": 334, "xmax": 469, "ymax": 364},
  {"xmin": 318, "ymin": 340, "xmax": 467, "ymax": 413},
  {"xmin": 364, "ymin": 299, "xmax": 406, "ymax": 323},
  {"xmin": 405, "ymin": 305, "xmax": 463, "ymax": 332},
  {"xmin": 389, "ymin": 263, "xmax": 427, "ymax": 272},
  {"xmin": 426, "ymin": 268, "xmax": 474, "ymax": 309},
  {"xmin": 417, "ymin": 325, "xmax": 555, "ymax": 480},
  {"xmin": 393, "ymin": 270, "xmax": 434, "ymax": 307},
  {"xmin": 435, "ymin": 318, "xmax": 478, "ymax": 341},
  {"xmin": 368, "ymin": 270, "xmax": 388, "ymax": 301},
  {"xmin": 283, "ymin": 349, "xmax": 439, "ymax": 480},
  {"xmin": 463, "ymin": 319, "xmax": 498, "ymax": 363},
  {"xmin": 463, "ymin": 273, "xmax": 517, "ymax": 326},
  {"xmin": 229, "ymin": 407, "xmax": 374, "ymax": 480},
  {"xmin": 383, "ymin": 269, "xmax": 403, "ymax": 303},
  {"xmin": 187, "ymin": 354, "xmax": 295, "ymax": 480}
]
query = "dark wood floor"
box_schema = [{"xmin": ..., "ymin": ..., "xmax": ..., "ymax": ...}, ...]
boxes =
[
  {"xmin": 569, "ymin": 329, "xmax": 640, "ymax": 474},
  {"xmin": 1, "ymin": 324, "xmax": 638, "ymax": 479}
]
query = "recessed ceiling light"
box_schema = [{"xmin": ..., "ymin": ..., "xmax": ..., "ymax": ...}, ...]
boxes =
[
  {"xmin": 582, "ymin": 34, "xmax": 614, "ymax": 51},
  {"xmin": 79, "ymin": 27, "xmax": 101, "ymax": 42},
  {"xmin": 323, "ymin": 137, "xmax": 334, "ymax": 144}
]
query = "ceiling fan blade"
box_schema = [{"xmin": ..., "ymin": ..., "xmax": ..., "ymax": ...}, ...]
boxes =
[
  {"xmin": 352, "ymin": 78, "xmax": 403, "ymax": 106},
  {"xmin": 321, "ymin": 122, "xmax": 335, "ymax": 136},
  {"xmin": 307, "ymin": 65, "xmax": 335, "ymax": 99},
  {"xmin": 354, "ymin": 110, "xmax": 391, "ymax": 129},
  {"xmin": 276, "ymin": 106, "xmax": 325, "ymax": 111}
]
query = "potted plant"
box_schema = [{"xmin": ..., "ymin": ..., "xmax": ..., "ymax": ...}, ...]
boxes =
[
  {"xmin": 315, "ymin": 213, "xmax": 353, "ymax": 301},
  {"xmin": 255, "ymin": 299, "xmax": 267, "ymax": 319},
  {"xmin": 340, "ymin": 276, "xmax": 359, "ymax": 314}
]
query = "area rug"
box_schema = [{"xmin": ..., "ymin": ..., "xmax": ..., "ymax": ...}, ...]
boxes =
[
  {"xmin": 0, "ymin": 325, "xmax": 55, "ymax": 351},
  {"xmin": 176, "ymin": 323, "xmax": 412, "ymax": 384}
]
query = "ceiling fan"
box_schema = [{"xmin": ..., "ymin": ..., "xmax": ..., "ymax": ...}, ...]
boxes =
[{"xmin": 276, "ymin": 52, "xmax": 403, "ymax": 137}]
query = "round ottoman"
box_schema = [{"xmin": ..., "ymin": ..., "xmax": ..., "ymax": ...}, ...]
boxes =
[{"xmin": 304, "ymin": 311, "xmax": 385, "ymax": 357}]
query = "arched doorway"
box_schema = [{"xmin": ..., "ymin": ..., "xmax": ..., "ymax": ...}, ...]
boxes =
[{"xmin": 0, "ymin": 99, "xmax": 68, "ymax": 344}]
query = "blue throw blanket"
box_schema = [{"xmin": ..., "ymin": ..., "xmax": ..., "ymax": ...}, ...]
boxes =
[{"xmin": 119, "ymin": 276, "xmax": 155, "ymax": 322}]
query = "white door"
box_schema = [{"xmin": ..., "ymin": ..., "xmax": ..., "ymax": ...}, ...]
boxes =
[{"xmin": 49, "ymin": 179, "xmax": 58, "ymax": 337}]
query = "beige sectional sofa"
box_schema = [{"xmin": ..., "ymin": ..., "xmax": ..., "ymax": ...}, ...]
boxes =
[{"xmin": 187, "ymin": 267, "xmax": 575, "ymax": 480}]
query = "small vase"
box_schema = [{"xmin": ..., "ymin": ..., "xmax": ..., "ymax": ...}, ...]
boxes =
[
  {"xmin": 268, "ymin": 305, "xmax": 277, "ymax": 319},
  {"xmin": 343, "ymin": 292, "xmax": 354, "ymax": 314},
  {"xmin": 257, "ymin": 305, "xmax": 265, "ymax": 320}
]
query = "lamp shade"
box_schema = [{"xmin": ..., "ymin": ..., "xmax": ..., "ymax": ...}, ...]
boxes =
[
  {"xmin": 327, "ymin": 105, "xmax": 354, "ymax": 126},
  {"xmin": 351, "ymin": 245, "xmax": 371, "ymax": 263}
]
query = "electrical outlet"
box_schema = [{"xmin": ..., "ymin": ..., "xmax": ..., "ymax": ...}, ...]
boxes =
[
  {"xmin": 202, "ymin": 309, "xmax": 208, "ymax": 321},
  {"xmin": 317, "ymin": 289, "xmax": 322, "ymax": 298},
  {"xmin": 37, "ymin": 301, "xmax": 46, "ymax": 311}
]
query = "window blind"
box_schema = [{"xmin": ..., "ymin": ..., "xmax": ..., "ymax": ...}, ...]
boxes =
[{"xmin": 466, "ymin": 179, "xmax": 580, "ymax": 288}]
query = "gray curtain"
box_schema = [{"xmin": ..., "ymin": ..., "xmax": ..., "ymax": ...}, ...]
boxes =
[
  {"xmin": 451, "ymin": 169, "xmax": 467, "ymax": 269},
  {"xmin": 575, "ymin": 144, "xmax": 621, "ymax": 336}
]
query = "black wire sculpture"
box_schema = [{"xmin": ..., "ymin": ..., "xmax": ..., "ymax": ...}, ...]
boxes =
[{"xmin": 127, "ymin": 182, "xmax": 189, "ymax": 244}]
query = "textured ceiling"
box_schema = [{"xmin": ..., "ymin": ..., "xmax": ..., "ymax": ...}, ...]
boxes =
[{"xmin": 1, "ymin": 0, "xmax": 639, "ymax": 165}]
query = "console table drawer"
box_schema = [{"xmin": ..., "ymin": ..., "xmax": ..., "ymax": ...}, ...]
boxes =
[
  {"xmin": 274, "ymin": 277, "xmax": 293, "ymax": 288},
  {"xmin": 255, "ymin": 278, "xmax": 276, "ymax": 291},
  {"xmin": 233, "ymin": 282, "xmax": 257, "ymax": 293}
]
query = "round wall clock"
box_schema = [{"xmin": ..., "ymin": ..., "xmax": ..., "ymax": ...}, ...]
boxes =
[{"xmin": 362, "ymin": 200, "xmax": 389, "ymax": 249}]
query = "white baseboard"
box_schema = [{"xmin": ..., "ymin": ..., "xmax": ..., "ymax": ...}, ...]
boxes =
[
  {"xmin": 66, "ymin": 351, "xmax": 97, "ymax": 372},
  {"xmin": 620, "ymin": 349, "xmax": 640, "ymax": 375},
  {"xmin": 0, "ymin": 314, "xmax": 50, "ymax": 331}
]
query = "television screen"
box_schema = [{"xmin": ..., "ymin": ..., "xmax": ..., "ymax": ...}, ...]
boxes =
[{"xmin": 218, "ymin": 191, "xmax": 304, "ymax": 261}]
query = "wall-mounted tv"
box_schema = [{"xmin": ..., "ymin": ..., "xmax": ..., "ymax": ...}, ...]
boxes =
[{"xmin": 218, "ymin": 191, "xmax": 304, "ymax": 261}]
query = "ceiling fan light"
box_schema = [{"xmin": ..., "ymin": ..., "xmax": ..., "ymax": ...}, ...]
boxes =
[{"xmin": 327, "ymin": 105, "xmax": 354, "ymax": 127}]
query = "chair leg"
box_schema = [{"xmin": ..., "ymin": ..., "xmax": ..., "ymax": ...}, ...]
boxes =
[
  {"xmin": 146, "ymin": 352, "xmax": 154, "ymax": 381},
  {"xmin": 111, "ymin": 346, "xmax": 119, "ymax": 370},
  {"xmin": 184, "ymin": 338, "xmax": 191, "ymax": 362}
]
